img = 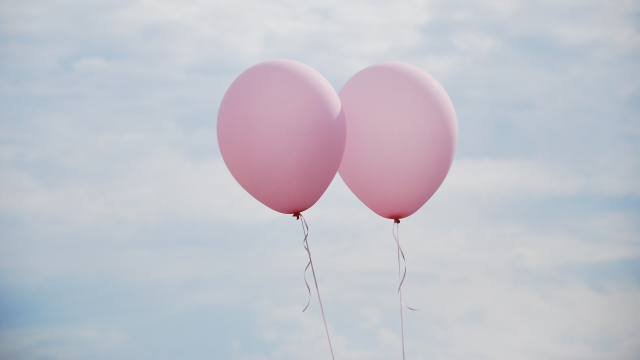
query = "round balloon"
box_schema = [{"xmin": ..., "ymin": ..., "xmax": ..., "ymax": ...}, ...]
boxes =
[
  {"xmin": 338, "ymin": 62, "xmax": 458, "ymax": 220},
  {"xmin": 217, "ymin": 59, "xmax": 346, "ymax": 214}
]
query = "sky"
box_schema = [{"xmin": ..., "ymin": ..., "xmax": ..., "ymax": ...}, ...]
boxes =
[{"xmin": 0, "ymin": 0, "xmax": 639, "ymax": 359}]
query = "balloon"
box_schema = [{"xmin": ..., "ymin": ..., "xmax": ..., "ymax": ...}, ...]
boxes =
[
  {"xmin": 217, "ymin": 59, "xmax": 346, "ymax": 214},
  {"xmin": 338, "ymin": 62, "xmax": 458, "ymax": 220}
]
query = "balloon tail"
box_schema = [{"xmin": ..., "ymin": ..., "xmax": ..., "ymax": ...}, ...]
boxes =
[
  {"xmin": 297, "ymin": 213, "xmax": 335, "ymax": 360},
  {"xmin": 393, "ymin": 219, "xmax": 419, "ymax": 360}
]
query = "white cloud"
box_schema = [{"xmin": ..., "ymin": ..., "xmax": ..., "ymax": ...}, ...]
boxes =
[
  {"xmin": 444, "ymin": 157, "xmax": 640, "ymax": 198},
  {"xmin": 0, "ymin": 327, "xmax": 128, "ymax": 360},
  {"xmin": 111, "ymin": 0, "xmax": 433, "ymax": 75},
  {"xmin": 3, "ymin": 153, "xmax": 636, "ymax": 228},
  {"xmin": 0, "ymin": 153, "xmax": 275, "ymax": 223}
]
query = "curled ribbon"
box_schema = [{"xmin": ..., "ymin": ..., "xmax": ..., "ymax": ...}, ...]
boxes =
[
  {"xmin": 393, "ymin": 219, "xmax": 419, "ymax": 360},
  {"xmin": 295, "ymin": 213, "xmax": 335, "ymax": 360}
]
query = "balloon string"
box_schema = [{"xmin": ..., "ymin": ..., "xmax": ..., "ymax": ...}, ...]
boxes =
[
  {"xmin": 296, "ymin": 213, "xmax": 335, "ymax": 360},
  {"xmin": 393, "ymin": 219, "xmax": 419, "ymax": 360}
]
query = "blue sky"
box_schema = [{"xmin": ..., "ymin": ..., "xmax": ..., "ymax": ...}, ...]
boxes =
[{"xmin": 1, "ymin": 0, "xmax": 639, "ymax": 359}]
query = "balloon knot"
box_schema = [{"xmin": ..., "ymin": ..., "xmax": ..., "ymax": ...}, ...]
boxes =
[
  {"xmin": 394, "ymin": 218, "xmax": 400, "ymax": 224},
  {"xmin": 293, "ymin": 212, "xmax": 301, "ymax": 220}
]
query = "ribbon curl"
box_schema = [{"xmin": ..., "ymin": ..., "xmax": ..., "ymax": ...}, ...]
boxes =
[
  {"xmin": 393, "ymin": 219, "xmax": 419, "ymax": 360},
  {"xmin": 295, "ymin": 213, "xmax": 335, "ymax": 360}
]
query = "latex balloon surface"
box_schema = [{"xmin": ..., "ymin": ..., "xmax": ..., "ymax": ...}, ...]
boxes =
[
  {"xmin": 338, "ymin": 62, "xmax": 458, "ymax": 219},
  {"xmin": 217, "ymin": 59, "xmax": 346, "ymax": 214}
]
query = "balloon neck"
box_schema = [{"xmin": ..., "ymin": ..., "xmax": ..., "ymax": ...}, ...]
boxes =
[
  {"xmin": 394, "ymin": 218, "xmax": 400, "ymax": 224},
  {"xmin": 293, "ymin": 212, "xmax": 301, "ymax": 220}
]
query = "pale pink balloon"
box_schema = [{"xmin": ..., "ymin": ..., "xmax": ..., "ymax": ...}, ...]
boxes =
[
  {"xmin": 338, "ymin": 62, "xmax": 458, "ymax": 220},
  {"xmin": 217, "ymin": 59, "xmax": 346, "ymax": 214}
]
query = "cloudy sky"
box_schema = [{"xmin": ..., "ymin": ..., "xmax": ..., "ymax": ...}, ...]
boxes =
[{"xmin": 1, "ymin": 0, "xmax": 639, "ymax": 359}]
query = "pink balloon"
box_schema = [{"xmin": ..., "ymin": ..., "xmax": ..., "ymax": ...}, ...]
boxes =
[
  {"xmin": 217, "ymin": 59, "xmax": 346, "ymax": 214},
  {"xmin": 338, "ymin": 62, "xmax": 458, "ymax": 220}
]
